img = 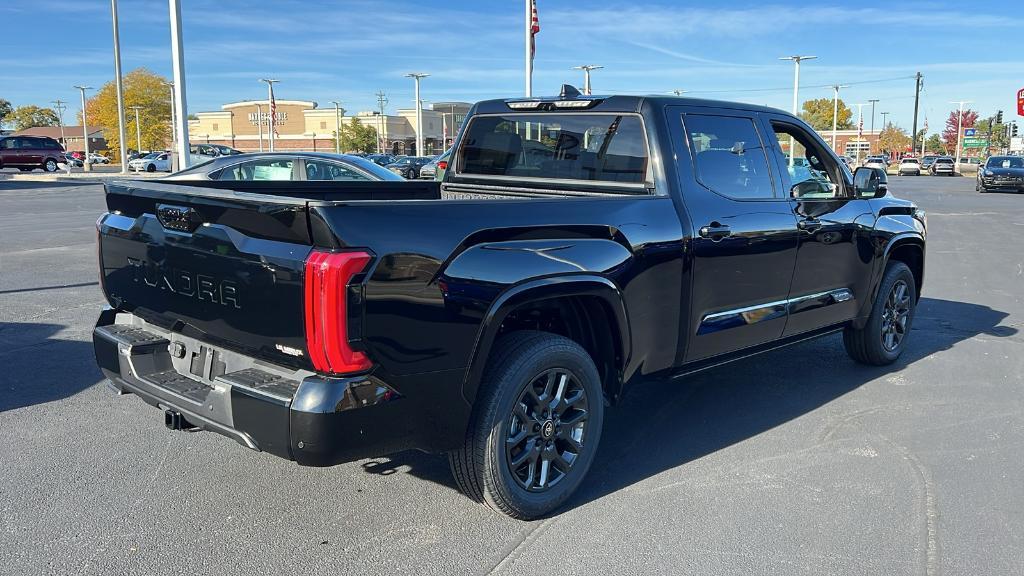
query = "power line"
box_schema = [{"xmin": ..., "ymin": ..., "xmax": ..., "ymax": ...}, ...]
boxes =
[{"xmin": 604, "ymin": 74, "xmax": 918, "ymax": 96}]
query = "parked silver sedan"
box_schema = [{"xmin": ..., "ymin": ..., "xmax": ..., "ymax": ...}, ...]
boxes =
[{"xmin": 164, "ymin": 152, "xmax": 405, "ymax": 182}]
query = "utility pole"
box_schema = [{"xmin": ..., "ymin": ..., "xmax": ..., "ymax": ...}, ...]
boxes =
[
  {"xmin": 254, "ymin": 103, "xmax": 263, "ymax": 152},
  {"xmin": 330, "ymin": 100, "xmax": 342, "ymax": 154},
  {"xmin": 74, "ymin": 86, "xmax": 93, "ymax": 171},
  {"xmin": 829, "ymin": 84, "xmax": 849, "ymax": 151},
  {"xmin": 51, "ymin": 100, "xmax": 68, "ymax": 150},
  {"xmin": 780, "ymin": 55, "xmax": 817, "ymax": 165},
  {"xmin": 110, "ymin": 0, "xmax": 128, "ymax": 173},
  {"xmin": 571, "ymin": 65, "xmax": 603, "ymax": 95},
  {"xmin": 259, "ymin": 78, "xmax": 279, "ymax": 152},
  {"xmin": 129, "ymin": 105, "xmax": 144, "ymax": 154},
  {"xmin": 910, "ymin": 72, "xmax": 923, "ymax": 153},
  {"xmin": 375, "ymin": 90, "xmax": 389, "ymax": 154},
  {"xmin": 950, "ymin": 100, "xmax": 972, "ymax": 173},
  {"xmin": 405, "ymin": 73, "xmax": 429, "ymax": 156},
  {"xmin": 168, "ymin": 0, "xmax": 191, "ymax": 169}
]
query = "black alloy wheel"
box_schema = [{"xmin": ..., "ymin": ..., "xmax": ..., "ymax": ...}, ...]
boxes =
[
  {"xmin": 880, "ymin": 279, "xmax": 911, "ymax": 353},
  {"xmin": 504, "ymin": 368, "xmax": 589, "ymax": 492}
]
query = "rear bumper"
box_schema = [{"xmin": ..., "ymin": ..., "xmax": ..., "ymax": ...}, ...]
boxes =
[{"xmin": 93, "ymin": 309, "xmax": 415, "ymax": 466}]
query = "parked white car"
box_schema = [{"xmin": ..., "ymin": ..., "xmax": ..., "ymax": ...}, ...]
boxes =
[
  {"xmin": 898, "ymin": 157, "xmax": 921, "ymax": 176},
  {"xmin": 864, "ymin": 157, "xmax": 888, "ymax": 171},
  {"xmin": 128, "ymin": 152, "xmax": 171, "ymax": 172},
  {"xmin": 88, "ymin": 153, "xmax": 110, "ymax": 164}
]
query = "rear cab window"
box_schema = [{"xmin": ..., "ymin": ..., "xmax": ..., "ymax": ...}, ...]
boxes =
[{"xmin": 454, "ymin": 113, "xmax": 651, "ymax": 189}]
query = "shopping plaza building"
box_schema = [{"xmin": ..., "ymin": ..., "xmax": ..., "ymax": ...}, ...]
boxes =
[{"xmin": 187, "ymin": 99, "xmax": 470, "ymax": 156}]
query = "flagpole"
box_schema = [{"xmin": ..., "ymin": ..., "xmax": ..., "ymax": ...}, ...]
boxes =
[{"xmin": 524, "ymin": 0, "xmax": 532, "ymax": 97}]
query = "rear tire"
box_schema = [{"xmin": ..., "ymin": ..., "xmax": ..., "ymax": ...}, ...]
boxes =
[
  {"xmin": 449, "ymin": 331, "xmax": 604, "ymax": 519},
  {"xmin": 844, "ymin": 261, "xmax": 916, "ymax": 366},
  {"xmin": 43, "ymin": 159, "xmax": 58, "ymax": 172}
]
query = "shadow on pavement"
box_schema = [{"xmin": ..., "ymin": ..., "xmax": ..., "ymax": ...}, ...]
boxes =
[
  {"xmin": 0, "ymin": 322, "xmax": 103, "ymax": 412},
  {"xmin": 363, "ymin": 297, "xmax": 1017, "ymax": 510},
  {"xmin": 0, "ymin": 180, "xmax": 102, "ymax": 191}
]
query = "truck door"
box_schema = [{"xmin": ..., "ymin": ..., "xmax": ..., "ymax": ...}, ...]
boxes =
[
  {"xmin": 759, "ymin": 113, "xmax": 876, "ymax": 336},
  {"xmin": 669, "ymin": 107, "xmax": 800, "ymax": 362}
]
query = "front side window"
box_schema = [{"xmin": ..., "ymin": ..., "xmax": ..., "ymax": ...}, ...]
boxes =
[
  {"xmin": 770, "ymin": 122, "xmax": 843, "ymax": 199},
  {"xmin": 458, "ymin": 113, "xmax": 649, "ymax": 184},
  {"xmin": 217, "ymin": 159, "xmax": 294, "ymax": 181},
  {"xmin": 684, "ymin": 114, "xmax": 774, "ymax": 199},
  {"xmin": 304, "ymin": 159, "xmax": 371, "ymax": 181}
]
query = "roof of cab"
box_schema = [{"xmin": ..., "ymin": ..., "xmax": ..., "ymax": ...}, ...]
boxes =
[{"xmin": 471, "ymin": 92, "xmax": 788, "ymax": 117}]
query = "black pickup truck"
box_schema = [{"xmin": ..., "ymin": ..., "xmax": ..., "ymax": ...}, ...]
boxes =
[{"xmin": 93, "ymin": 87, "xmax": 926, "ymax": 519}]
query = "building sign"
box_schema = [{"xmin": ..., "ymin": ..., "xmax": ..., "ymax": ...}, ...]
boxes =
[
  {"xmin": 1018, "ymin": 88, "xmax": 1024, "ymax": 117},
  {"xmin": 247, "ymin": 111, "xmax": 288, "ymax": 127}
]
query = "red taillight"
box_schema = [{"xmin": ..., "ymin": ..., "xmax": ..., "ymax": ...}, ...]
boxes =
[
  {"xmin": 437, "ymin": 160, "xmax": 448, "ymax": 170},
  {"xmin": 304, "ymin": 249, "xmax": 373, "ymax": 375}
]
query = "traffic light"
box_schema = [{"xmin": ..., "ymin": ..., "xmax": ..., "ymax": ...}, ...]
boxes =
[
  {"xmin": 1013, "ymin": 123, "xmax": 1019, "ymax": 137},
  {"xmin": 995, "ymin": 110, "xmax": 1003, "ymax": 124}
]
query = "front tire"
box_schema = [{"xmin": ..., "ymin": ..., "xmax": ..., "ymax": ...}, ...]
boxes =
[
  {"xmin": 449, "ymin": 331, "xmax": 604, "ymax": 519},
  {"xmin": 146, "ymin": 163, "xmax": 156, "ymax": 173},
  {"xmin": 43, "ymin": 159, "xmax": 58, "ymax": 172},
  {"xmin": 844, "ymin": 261, "xmax": 916, "ymax": 366}
]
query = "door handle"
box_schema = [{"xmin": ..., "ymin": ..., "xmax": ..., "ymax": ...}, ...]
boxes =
[
  {"xmin": 797, "ymin": 218, "xmax": 822, "ymax": 233},
  {"xmin": 698, "ymin": 223, "xmax": 732, "ymax": 241}
]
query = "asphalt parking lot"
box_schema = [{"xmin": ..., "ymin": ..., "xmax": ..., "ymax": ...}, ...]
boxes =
[{"xmin": 1, "ymin": 176, "xmax": 1021, "ymax": 575}]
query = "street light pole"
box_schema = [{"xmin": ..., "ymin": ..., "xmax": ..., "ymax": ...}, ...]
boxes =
[
  {"xmin": 572, "ymin": 65, "xmax": 603, "ymax": 95},
  {"xmin": 950, "ymin": 100, "xmax": 972, "ymax": 172},
  {"xmin": 254, "ymin": 103, "xmax": 264, "ymax": 152},
  {"xmin": 163, "ymin": 81, "xmax": 175, "ymax": 156},
  {"xmin": 259, "ymin": 79, "xmax": 280, "ymax": 152},
  {"xmin": 110, "ymin": 0, "xmax": 129, "ymax": 173},
  {"xmin": 330, "ymin": 100, "xmax": 342, "ymax": 154},
  {"xmin": 73, "ymin": 85, "xmax": 93, "ymax": 171},
  {"xmin": 829, "ymin": 84, "xmax": 849, "ymax": 151},
  {"xmin": 867, "ymin": 98, "xmax": 879, "ymax": 135},
  {"xmin": 405, "ymin": 73, "xmax": 429, "ymax": 156},
  {"xmin": 129, "ymin": 105, "xmax": 144, "ymax": 154},
  {"xmin": 780, "ymin": 55, "xmax": 817, "ymax": 165},
  {"xmin": 168, "ymin": 0, "xmax": 191, "ymax": 169}
]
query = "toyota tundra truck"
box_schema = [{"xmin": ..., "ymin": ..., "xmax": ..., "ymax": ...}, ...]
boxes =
[{"xmin": 93, "ymin": 86, "xmax": 926, "ymax": 519}]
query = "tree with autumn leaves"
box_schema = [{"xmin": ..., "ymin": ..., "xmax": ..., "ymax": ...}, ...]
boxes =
[
  {"xmin": 82, "ymin": 68, "xmax": 171, "ymax": 163},
  {"xmin": 941, "ymin": 108, "xmax": 978, "ymax": 155},
  {"xmin": 800, "ymin": 97, "xmax": 854, "ymax": 131}
]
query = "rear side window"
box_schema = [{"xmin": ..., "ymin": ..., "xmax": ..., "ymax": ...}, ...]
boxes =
[
  {"xmin": 683, "ymin": 114, "xmax": 774, "ymax": 199},
  {"xmin": 457, "ymin": 113, "xmax": 649, "ymax": 184}
]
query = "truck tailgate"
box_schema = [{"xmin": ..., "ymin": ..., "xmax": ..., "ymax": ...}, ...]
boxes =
[{"xmin": 98, "ymin": 181, "xmax": 314, "ymax": 369}]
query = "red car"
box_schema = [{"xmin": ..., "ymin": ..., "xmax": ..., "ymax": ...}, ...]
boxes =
[{"xmin": 0, "ymin": 135, "xmax": 66, "ymax": 172}]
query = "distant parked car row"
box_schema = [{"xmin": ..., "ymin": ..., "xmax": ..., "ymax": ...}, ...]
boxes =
[{"xmin": 165, "ymin": 152, "xmax": 404, "ymax": 182}]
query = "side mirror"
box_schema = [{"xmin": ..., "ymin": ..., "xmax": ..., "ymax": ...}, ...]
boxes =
[{"xmin": 853, "ymin": 166, "xmax": 888, "ymax": 198}]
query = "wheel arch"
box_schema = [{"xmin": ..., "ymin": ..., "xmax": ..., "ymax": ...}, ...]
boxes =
[{"xmin": 462, "ymin": 275, "xmax": 631, "ymax": 407}]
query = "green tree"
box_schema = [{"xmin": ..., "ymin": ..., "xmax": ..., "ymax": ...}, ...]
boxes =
[
  {"xmin": 877, "ymin": 123, "xmax": 910, "ymax": 156},
  {"xmin": 800, "ymin": 97, "xmax": 853, "ymax": 131},
  {"xmin": 0, "ymin": 98, "xmax": 13, "ymax": 126},
  {"xmin": 83, "ymin": 68, "xmax": 171, "ymax": 162},
  {"xmin": 337, "ymin": 117, "xmax": 378, "ymax": 153},
  {"xmin": 925, "ymin": 134, "xmax": 944, "ymax": 154},
  {"xmin": 8, "ymin": 105, "xmax": 60, "ymax": 130}
]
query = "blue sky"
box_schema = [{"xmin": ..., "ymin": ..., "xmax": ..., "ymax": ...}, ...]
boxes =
[{"xmin": 2, "ymin": 0, "xmax": 1022, "ymax": 134}]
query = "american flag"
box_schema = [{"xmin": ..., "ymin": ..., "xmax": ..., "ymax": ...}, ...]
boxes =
[
  {"xmin": 530, "ymin": 0, "xmax": 540, "ymax": 60},
  {"xmin": 269, "ymin": 84, "xmax": 279, "ymax": 137}
]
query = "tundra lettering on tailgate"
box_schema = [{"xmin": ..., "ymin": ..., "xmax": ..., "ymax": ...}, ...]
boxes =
[{"xmin": 127, "ymin": 257, "xmax": 241, "ymax": 308}]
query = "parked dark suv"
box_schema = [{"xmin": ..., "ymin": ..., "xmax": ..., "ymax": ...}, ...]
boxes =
[{"xmin": 0, "ymin": 136, "xmax": 67, "ymax": 172}]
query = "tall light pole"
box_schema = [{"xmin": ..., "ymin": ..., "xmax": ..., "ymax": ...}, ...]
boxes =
[
  {"xmin": 950, "ymin": 100, "xmax": 972, "ymax": 172},
  {"xmin": 168, "ymin": 0, "xmax": 191, "ymax": 169},
  {"xmin": 129, "ymin": 105, "xmax": 144, "ymax": 154},
  {"xmin": 867, "ymin": 98, "xmax": 880, "ymax": 135},
  {"xmin": 254, "ymin": 103, "xmax": 264, "ymax": 152},
  {"xmin": 405, "ymin": 73, "xmax": 429, "ymax": 156},
  {"xmin": 110, "ymin": 0, "xmax": 128, "ymax": 173},
  {"xmin": 880, "ymin": 111, "xmax": 890, "ymax": 133},
  {"xmin": 163, "ymin": 81, "xmax": 175, "ymax": 156},
  {"xmin": 51, "ymin": 100, "xmax": 67, "ymax": 150},
  {"xmin": 74, "ymin": 86, "xmax": 93, "ymax": 171},
  {"xmin": 259, "ymin": 79, "xmax": 280, "ymax": 152},
  {"xmin": 330, "ymin": 100, "xmax": 342, "ymax": 154},
  {"xmin": 572, "ymin": 65, "xmax": 603, "ymax": 95},
  {"xmin": 780, "ymin": 55, "xmax": 816, "ymax": 165},
  {"xmin": 829, "ymin": 84, "xmax": 849, "ymax": 151}
]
